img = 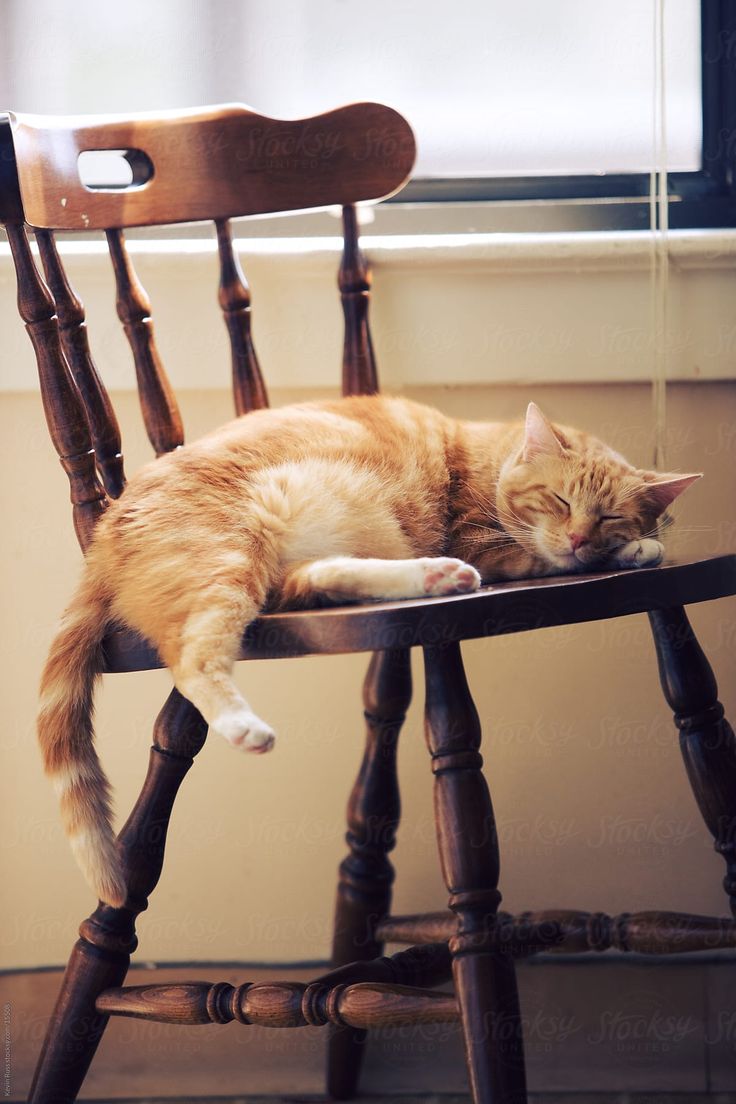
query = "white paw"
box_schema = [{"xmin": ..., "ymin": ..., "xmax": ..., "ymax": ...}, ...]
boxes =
[
  {"xmin": 421, "ymin": 557, "xmax": 481, "ymax": 596},
  {"xmin": 211, "ymin": 709, "xmax": 276, "ymax": 754},
  {"xmin": 614, "ymin": 538, "xmax": 664, "ymax": 569}
]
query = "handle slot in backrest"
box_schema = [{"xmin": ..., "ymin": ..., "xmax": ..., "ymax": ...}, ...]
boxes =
[{"xmin": 78, "ymin": 149, "xmax": 154, "ymax": 191}]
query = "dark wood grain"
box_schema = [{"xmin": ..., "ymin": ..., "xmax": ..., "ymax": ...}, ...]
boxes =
[
  {"xmin": 96, "ymin": 977, "xmax": 457, "ymax": 1028},
  {"xmin": 4, "ymin": 221, "xmax": 107, "ymax": 550},
  {"xmin": 102, "ymin": 554, "xmax": 736, "ymax": 670},
  {"xmin": 424, "ymin": 641, "xmax": 527, "ymax": 1104},
  {"xmin": 0, "ymin": 114, "xmax": 24, "ymax": 222},
  {"xmin": 339, "ymin": 204, "xmax": 378, "ymax": 396},
  {"xmin": 328, "ymin": 648, "xmax": 411, "ymax": 1099},
  {"xmin": 96, "ymin": 944, "xmax": 454, "ymax": 1030},
  {"xmin": 327, "ymin": 215, "xmax": 399, "ymax": 1098},
  {"xmin": 28, "ymin": 691, "xmax": 207, "ymax": 1103},
  {"xmin": 319, "ymin": 941, "xmax": 452, "ymax": 991},
  {"xmin": 649, "ymin": 606, "xmax": 736, "ymax": 916},
  {"xmin": 215, "ymin": 218, "xmax": 269, "ymax": 415},
  {"xmin": 36, "ymin": 228, "xmax": 126, "ymax": 498},
  {"xmin": 4, "ymin": 98, "xmax": 736, "ymax": 1104},
  {"xmin": 97, "ymin": 942, "xmax": 455, "ymax": 1031},
  {"xmin": 8, "ymin": 103, "xmax": 416, "ymax": 230},
  {"xmin": 106, "ymin": 228, "xmax": 185, "ymax": 455},
  {"xmin": 377, "ymin": 908, "xmax": 736, "ymax": 954}
]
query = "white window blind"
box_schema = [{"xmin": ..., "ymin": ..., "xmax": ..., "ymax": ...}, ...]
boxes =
[{"xmin": 0, "ymin": 0, "xmax": 701, "ymax": 179}]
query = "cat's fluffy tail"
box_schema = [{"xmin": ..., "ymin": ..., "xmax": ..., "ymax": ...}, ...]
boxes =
[{"xmin": 37, "ymin": 574, "xmax": 126, "ymax": 908}]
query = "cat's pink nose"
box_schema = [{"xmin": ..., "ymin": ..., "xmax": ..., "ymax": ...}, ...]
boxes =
[{"xmin": 568, "ymin": 532, "xmax": 589, "ymax": 551}]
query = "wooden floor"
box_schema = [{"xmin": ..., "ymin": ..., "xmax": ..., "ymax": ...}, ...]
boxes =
[
  {"xmin": 71, "ymin": 1095, "xmax": 736, "ymax": 1103},
  {"xmin": 3, "ymin": 958, "xmax": 735, "ymax": 1101}
]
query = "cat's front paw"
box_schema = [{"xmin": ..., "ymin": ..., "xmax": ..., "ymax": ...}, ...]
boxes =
[
  {"xmin": 421, "ymin": 557, "xmax": 481, "ymax": 596},
  {"xmin": 614, "ymin": 538, "xmax": 664, "ymax": 569},
  {"xmin": 211, "ymin": 709, "xmax": 276, "ymax": 754}
]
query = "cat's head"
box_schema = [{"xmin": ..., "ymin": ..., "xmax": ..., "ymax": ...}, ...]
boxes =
[{"xmin": 496, "ymin": 403, "xmax": 701, "ymax": 571}]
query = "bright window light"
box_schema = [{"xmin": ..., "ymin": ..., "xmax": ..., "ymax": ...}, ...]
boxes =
[{"xmin": 0, "ymin": 0, "xmax": 701, "ymax": 179}]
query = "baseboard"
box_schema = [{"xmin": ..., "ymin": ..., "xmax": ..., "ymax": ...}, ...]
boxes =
[
  {"xmin": 2, "ymin": 956, "xmax": 734, "ymax": 1100},
  {"xmin": 50, "ymin": 1096, "xmax": 736, "ymax": 1104}
]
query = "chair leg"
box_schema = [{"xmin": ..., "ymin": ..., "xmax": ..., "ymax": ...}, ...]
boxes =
[
  {"xmin": 327, "ymin": 648, "xmax": 411, "ymax": 1100},
  {"xmin": 28, "ymin": 690, "xmax": 207, "ymax": 1104},
  {"xmin": 649, "ymin": 606, "xmax": 736, "ymax": 916},
  {"xmin": 423, "ymin": 642, "xmax": 527, "ymax": 1104}
]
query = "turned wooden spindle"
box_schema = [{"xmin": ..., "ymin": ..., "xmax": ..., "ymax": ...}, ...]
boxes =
[
  {"xmin": 96, "ymin": 977, "xmax": 457, "ymax": 1029},
  {"xmin": 28, "ymin": 691, "xmax": 207, "ymax": 1104},
  {"xmin": 531, "ymin": 908, "xmax": 736, "ymax": 954},
  {"xmin": 214, "ymin": 218, "xmax": 268, "ymax": 415},
  {"xmin": 377, "ymin": 910, "xmax": 459, "ymax": 944},
  {"xmin": 316, "ymin": 941, "xmax": 451, "ymax": 993},
  {"xmin": 339, "ymin": 204, "xmax": 378, "ymax": 397},
  {"xmin": 377, "ymin": 910, "xmax": 563, "ymax": 955},
  {"xmin": 328, "ymin": 649, "xmax": 410, "ymax": 1096},
  {"xmin": 330, "ymin": 228, "xmax": 389, "ymax": 1097},
  {"xmin": 36, "ymin": 229, "xmax": 126, "ymax": 498},
  {"xmin": 4, "ymin": 221, "xmax": 107, "ymax": 550},
  {"xmin": 424, "ymin": 642, "xmax": 527, "ymax": 1104},
  {"xmin": 106, "ymin": 228, "xmax": 184, "ymax": 455},
  {"xmin": 377, "ymin": 908, "xmax": 736, "ymax": 955},
  {"xmin": 96, "ymin": 942, "xmax": 454, "ymax": 1029},
  {"xmin": 649, "ymin": 607, "xmax": 736, "ymax": 916},
  {"xmin": 328, "ymin": 647, "xmax": 411, "ymax": 1100},
  {"xmin": 383, "ymin": 940, "xmax": 453, "ymax": 987}
]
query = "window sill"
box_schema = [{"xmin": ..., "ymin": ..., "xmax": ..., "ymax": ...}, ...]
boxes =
[{"xmin": 1, "ymin": 228, "xmax": 735, "ymax": 393}]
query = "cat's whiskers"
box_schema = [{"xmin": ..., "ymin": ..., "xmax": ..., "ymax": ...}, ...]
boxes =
[
  {"xmin": 659, "ymin": 524, "xmax": 713, "ymax": 533},
  {"xmin": 464, "ymin": 537, "xmax": 520, "ymax": 552},
  {"xmin": 497, "ymin": 506, "xmax": 537, "ymax": 535},
  {"xmin": 457, "ymin": 478, "xmax": 497, "ymax": 514},
  {"xmin": 463, "ymin": 536, "xmax": 521, "ymax": 556},
  {"xmin": 458, "ymin": 521, "xmax": 521, "ymax": 546},
  {"xmin": 461, "ymin": 520, "xmax": 508, "ymax": 535}
]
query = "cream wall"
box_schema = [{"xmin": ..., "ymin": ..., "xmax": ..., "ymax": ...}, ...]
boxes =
[{"xmin": 0, "ymin": 375, "xmax": 734, "ymax": 969}]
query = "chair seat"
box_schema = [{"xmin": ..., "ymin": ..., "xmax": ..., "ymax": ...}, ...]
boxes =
[{"xmin": 102, "ymin": 553, "xmax": 736, "ymax": 671}]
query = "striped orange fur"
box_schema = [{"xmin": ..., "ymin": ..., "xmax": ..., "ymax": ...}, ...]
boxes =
[{"xmin": 38, "ymin": 396, "xmax": 700, "ymax": 905}]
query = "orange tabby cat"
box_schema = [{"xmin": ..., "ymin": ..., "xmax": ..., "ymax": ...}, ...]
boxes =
[{"xmin": 38, "ymin": 396, "xmax": 700, "ymax": 906}]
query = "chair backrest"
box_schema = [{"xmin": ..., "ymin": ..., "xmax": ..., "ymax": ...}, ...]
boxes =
[{"xmin": 0, "ymin": 103, "xmax": 416, "ymax": 549}]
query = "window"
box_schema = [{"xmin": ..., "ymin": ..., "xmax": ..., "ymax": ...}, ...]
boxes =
[{"xmin": 1, "ymin": 0, "xmax": 733, "ymax": 230}]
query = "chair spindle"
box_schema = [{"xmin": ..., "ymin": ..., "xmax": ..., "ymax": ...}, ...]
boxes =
[
  {"xmin": 328, "ymin": 647, "xmax": 411, "ymax": 1099},
  {"xmin": 28, "ymin": 690, "xmax": 208, "ymax": 1103},
  {"xmin": 96, "ymin": 977, "xmax": 457, "ymax": 1029},
  {"xmin": 649, "ymin": 606, "xmax": 736, "ymax": 916},
  {"xmin": 106, "ymin": 228, "xmax": 184, "ymax": 455},
  {"xmin": 329, "ymin": 197, "xmax": 400, "ymax": 1094},
  {"xmin": 4, "ymin": 221, "xmax": 107, "ymax": 551},
  {"xmin": 319, "ymin": 941, "xmax": 452, "ymax": 991},
  {"xmin": 377, "ymin": 907, "xmax": 736, "ymax": 954},
  {"xmin": 424, "ymin": 641, "xmax": 527, "ymax": 1104},
  {"xmin": 214, "ymin": 218, "xmax": 268, "ymax": 414},
  {"xmin": 339, "ymin": 204, "xmax": 378, "ymax": 397},
  {"xmin": 36, "ymin": 229, "xmax": 126, "ymax": 498},
  {"xmin": 96, "ymin": 942, "xmax": 453, "ymax": 1030}
]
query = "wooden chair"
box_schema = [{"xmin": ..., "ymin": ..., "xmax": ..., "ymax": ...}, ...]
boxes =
[{"xmin": 1, "ymin": 102, "xmax": 735, "ymax": 1104}]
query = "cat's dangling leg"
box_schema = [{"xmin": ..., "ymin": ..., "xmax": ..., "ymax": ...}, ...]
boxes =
[
  {"xmin": 162, "ymin": 588, "xmax": 275, "ymax": 755},
  {"xmin": 280, "ymin": 555, "xmax": 481, "ymax": 606}
]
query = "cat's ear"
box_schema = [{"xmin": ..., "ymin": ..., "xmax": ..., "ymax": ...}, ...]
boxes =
[
  {"xmin": 636, "ymin": 470, "xmax": 702, "ymax": 513},
  {"xmin": 522, "ymin": 402, "xmax": 565, "ymax": 462}
]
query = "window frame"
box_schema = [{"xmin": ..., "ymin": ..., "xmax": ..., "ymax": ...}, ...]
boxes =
[{"xmin": 388, "ymin": 1, "xmax": 736, "ymax": 231}]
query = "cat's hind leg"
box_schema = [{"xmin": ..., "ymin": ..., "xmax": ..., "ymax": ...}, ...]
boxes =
[
  {"xmin": 280, "ymin": 556, "xmax": 481, "ymax": 606},
  {"xmin": 162, "ymin": 590, "xmax": 275, "ymax": 754}
]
